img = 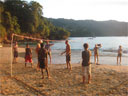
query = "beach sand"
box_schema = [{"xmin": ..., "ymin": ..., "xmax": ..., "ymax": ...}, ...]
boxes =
[{"xmin": 0, "ymin": 47, "xmax": 128, "ymax": 96}]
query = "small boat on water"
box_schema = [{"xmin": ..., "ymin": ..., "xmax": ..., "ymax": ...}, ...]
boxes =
[{"xmin": 88, "ymin": 37, "xmax": 96, "ymax": 40}]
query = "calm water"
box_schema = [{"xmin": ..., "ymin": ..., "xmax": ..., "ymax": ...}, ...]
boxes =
[
  {"xmin": 52, "ymin": 37, "xmax": 128, "ymax": 52},
  {"xmin": 19, "ymin": 36, "xmax": 128, "ymax": 65}
]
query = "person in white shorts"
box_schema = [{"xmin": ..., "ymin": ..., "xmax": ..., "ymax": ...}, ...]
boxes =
[{"xmin": 82, "ymin": 43, "xmax": 92, "ymax": 84}]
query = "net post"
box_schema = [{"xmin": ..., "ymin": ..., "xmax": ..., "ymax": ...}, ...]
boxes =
[{"xmin": 11, "ymin": 33, "xmax": 14, "ymax": 77}]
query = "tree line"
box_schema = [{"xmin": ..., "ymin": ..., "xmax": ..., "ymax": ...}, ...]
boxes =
[
  {"xmin": 0, "ymin": 0, "xmax": 70, "ymax": 42},
  {"xmin": 48, "ymin": 18, "xmax": 128, "ymax": 37}
]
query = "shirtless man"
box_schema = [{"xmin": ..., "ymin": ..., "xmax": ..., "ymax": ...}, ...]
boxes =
[{"xmin": 61, "ymin": 40, "xmax": 72, "ymax": 70}]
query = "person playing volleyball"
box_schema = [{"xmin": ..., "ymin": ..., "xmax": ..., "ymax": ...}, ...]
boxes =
[
  {"xmin": 94, "ymin": 44, "xmax": 101, "ymax": 65},
  {"xmin": 45, "ymin": 40, "xmax": 54, "ymax": 64},
  {"xmin": 38, "ymin": 43, "xmax": 50, "ymax": 79},
  {"xmin": 117, "ymin": 45, "xmax": 122, "ymax": 65},
  {"xmin": 36, "ymin": 43, "xmax": 41, "ymax": 70},
  {"xmin": 61, "ymin": 40, "xmax": 72, "ymax": 70},
  {"xmin": 25, "ymin": 44, "xmax": 33, "ymax": 67},
  {"xmin": 13, "ymin": 42, "xmax": 18, "ymax": 63},
  {"xmin": 82, "ymin": 43, "xmax": 92, "ymax": 84}
]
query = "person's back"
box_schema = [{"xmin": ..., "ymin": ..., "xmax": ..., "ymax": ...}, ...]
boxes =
[
  {"xmin": 38, "ymin": 48, "xmax": 47, "ymax": 60},
  {"xmin": 38, "ymin": 43, "xmax": 50, "ymax": 79},
  {"xmin": 82, "ymin": 50, "xmax": 91, "ymax": 66},
  {"xmin": 25, "ymin": 44, "xmax": 33, "ymax": 67},
  {"xmin": 81, "ymin": 43, "xmax": 91, "ymax": 84},
  {"xmin": 25, "ymin": 48, "xmax": 32, "ymax": 56}
]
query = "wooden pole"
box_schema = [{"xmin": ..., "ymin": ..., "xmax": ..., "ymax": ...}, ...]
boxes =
[{"xmin": 11, "ymin": 34, "xmax": 14, "ymax": 77}]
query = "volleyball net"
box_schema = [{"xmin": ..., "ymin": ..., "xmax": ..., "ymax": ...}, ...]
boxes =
[
  {"xmin": 1, "ymin": 34, "xmax": 127, "ymax": 77},
  {"xmin": 5, "ymin": 34, "xmax": 67, "ymax": 77}
]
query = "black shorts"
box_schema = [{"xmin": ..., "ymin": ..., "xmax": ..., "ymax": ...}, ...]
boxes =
[
  {"xmin": 39, "ymin": 59, "xmax": 47, "ymax": 69},
  {"xmin": 14, "ymin": 51, "xmax": 18, "ymax": 58},
  {"xmin": 66, "ymin": 54, "xmax": 71, "ymax": 62}
]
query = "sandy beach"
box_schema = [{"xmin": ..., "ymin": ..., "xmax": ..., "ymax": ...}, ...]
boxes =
[{"xmin": 0, "ymin": 47, "xmax": 128, "ymax": 96}]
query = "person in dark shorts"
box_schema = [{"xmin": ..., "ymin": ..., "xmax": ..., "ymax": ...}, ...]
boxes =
[
  {"xmin": 25, "ymin": 44, "xmax": 33, "ymax": 67},
  {"xmin": 82, "ymin": 43, "xmax": 92, "ymax": 84},
  {"xmin": 13, "ymin": 42, "xmax": 18, "ymax": 63},
  {"xmin": 117, "ymin": 45, "xmax": 122, "ymax": 65},
  {"xmin": 61, "ymin": 40, "xmax": 72, "ymax": 70},
  {"xmin": 38, "ymin": 43, "xmax": 50, "ymax": 79}
]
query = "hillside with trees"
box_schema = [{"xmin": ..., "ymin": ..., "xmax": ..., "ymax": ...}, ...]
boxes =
[
  {"xmin": 0, "ymin": 0, "xmax": 70, "ymax": 42},
  {"xmin": 48, "ymin": 18, "xmax": 128, "ymax": 37}
]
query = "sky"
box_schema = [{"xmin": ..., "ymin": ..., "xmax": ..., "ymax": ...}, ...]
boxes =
[{"xmin": 27, "ymin": 0, "xmax": 128, "ymax": 22}]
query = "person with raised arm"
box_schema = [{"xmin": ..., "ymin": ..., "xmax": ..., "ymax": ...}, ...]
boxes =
[{"xmin": 94, "ymin": 44, "xmax": 101, "ymax": 65}]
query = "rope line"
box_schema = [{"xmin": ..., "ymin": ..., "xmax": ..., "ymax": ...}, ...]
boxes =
[
  {"xmin": 0, "ymin": 69, "xmax": 46, "ymax": 96},
  {"xmin": 13, "ymin": 33, "xmax": 68, "ymax": 42},
  {"xmin": 99, "ymin": 79, "xmax": 128, "ymax": 95}
]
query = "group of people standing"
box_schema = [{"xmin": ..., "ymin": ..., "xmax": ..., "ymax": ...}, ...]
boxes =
[{"xmin": 13, "ymin": 40, "xmax": 123, "ymax": 84}]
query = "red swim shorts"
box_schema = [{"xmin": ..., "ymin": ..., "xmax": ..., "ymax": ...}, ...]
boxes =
[{"xmin": 25, "ymin": 55, "xmax": 32, "ymax": 63}]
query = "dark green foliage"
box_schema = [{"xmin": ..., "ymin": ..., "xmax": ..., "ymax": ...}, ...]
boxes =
[
  {"xmin": 48, "ymin": 18, "xmax": 128, "ymax": 37},
  {"xmin": 0, "ymin": 0, "xmax": 70, "ymax": 42}
]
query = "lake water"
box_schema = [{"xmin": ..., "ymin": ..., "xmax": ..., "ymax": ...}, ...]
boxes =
[
  {"xmin": 19, "ymin": 36, "xmax": 128, "ymax": 65},
  {"xmin": 50, "ymin": 37, "xmax": 128, "ymax": 65},
  {"xmin": 52, "ymin": 37, "xmax": 128, "ymax": 51}
]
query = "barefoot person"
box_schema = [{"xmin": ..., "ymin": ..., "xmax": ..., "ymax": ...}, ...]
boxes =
[
  {"xmin": 45, "ymin": 41, "xmax": 54, "ymax": 64},
  {"xmin": 82, "ymin": 43, "xmax": 92, "ymax": 84},
  {"xmin": 94, "ymin": 44, "xmax": 101, "ymax": 65},
  {"xmin": 25, "ymin": 44, "xmax": 33, "ymax": 67},
  {"xmin": 38, "ymin": 43, "xmax": 50, "ymax": 79},
  {"xmin": 36, "ymin": 43, "xmax": 41, "ymax": 70},
  {"xmin": 117, "ymin": 45, "xmax": 122, "ymax": 65},
  {"xmin": 61, "ymin": 40, "xmax": 72, "ymax": 70},
  {"xmin": 13, "ymin": 42, "xmax": 18, "ymax": 63}
]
